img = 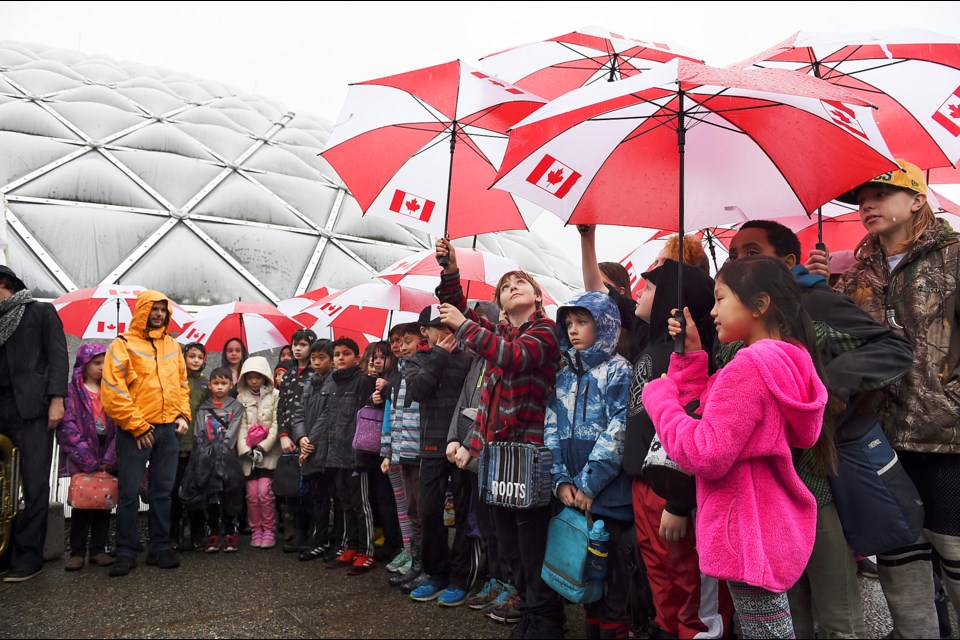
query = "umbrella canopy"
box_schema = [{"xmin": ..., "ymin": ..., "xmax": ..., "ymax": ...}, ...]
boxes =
[
  {"xmin": 377, "ymin": 247, "xmax": 533, "ymax": 302},
  {"xmin": 321, "ymin": 59, "xmax": 547, "ymax": 240},
  {"xmin": 276, "ymin": 287, "xmax": 337, "ymax": 330},
  {"xmin": 481, "ymin": 25, "xmax": 702, "ymax": 100},
  {"xmin": 53, "ymin": 284, "xmax": 193, "ymax": 339},
  {"xmin": 493, "ymin": 59, "xmax": 898, "ymax": 233},
  {"xmin": 176, "ymin": 302, "xmax": 304, "ymax": 353},
  {"xmin": 735, "ymin": 28, "xmax": 960, "ymax": 170},
  {"xmin": 302, "ymin": 282, "xmax": 439, "ymax": 350}
]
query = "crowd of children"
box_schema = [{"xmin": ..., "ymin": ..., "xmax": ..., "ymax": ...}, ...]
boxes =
[{"xmin": 54, "ymin": 159, "xmax": 960, "ymax": 639}]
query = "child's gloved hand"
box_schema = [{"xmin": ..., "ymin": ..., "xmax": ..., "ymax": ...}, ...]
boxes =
[{"xmin": 250, "ymin": 447, "xmax": 264, "ymax": 465}]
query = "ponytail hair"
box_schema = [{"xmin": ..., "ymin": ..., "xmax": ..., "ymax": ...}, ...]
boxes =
[{"xmin": 717, "ymin": 256, "xmax": 837, "ymax": 473}]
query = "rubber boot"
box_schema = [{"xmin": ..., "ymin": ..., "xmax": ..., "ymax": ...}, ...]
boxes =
[{"xmin": 390, "ymin": 537, "xmax": 422, "ymax": 587}]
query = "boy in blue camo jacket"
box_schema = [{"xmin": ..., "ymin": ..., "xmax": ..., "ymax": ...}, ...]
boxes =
[{"xmin": 543, "ymin": 290, "xmax": 634, "ymax": 639}]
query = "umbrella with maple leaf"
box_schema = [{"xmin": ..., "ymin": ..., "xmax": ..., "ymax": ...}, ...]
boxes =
[
  {"xmin": 176, "ymin": 302, "xmax": 304, "ymax": 353},
  {"xmin": 481, "ymin": 25, "xmax": 702, "ymax": 100},
  {"xmin": 320, "ymin": 59, "xmax": 547, "ymax": 243},
  {"xmin": 735, "ymin": 28, "xmax": 960, "ymax": 170},
  {"xmin": 53, "ymin": 284, "xmax": 193, "ymax": 339},
  {"xmin": 301, "ymin": 282, "xmax": 439, "ymax": 352},
  {"xmin": 492, "ymin": 59, "xmax": 898, "ymax": 350}
]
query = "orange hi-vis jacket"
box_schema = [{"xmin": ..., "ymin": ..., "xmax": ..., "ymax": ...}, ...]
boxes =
[{"xmin": 102, "ymin": 290, "xmax": 191, "ymax": 438}]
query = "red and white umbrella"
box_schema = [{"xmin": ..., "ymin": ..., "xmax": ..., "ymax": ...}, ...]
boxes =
[
  {"xmin": 176, "ymin": 302, "xmax": 304, "ymax": 353},
  {"xmin": 320, "ymin": 59, "xmax": 547, "ymax": 240},
  {"xmin": 493, "ymin": 59, "xmax": 897, "ymax": 232},
  {"xmin": 377, "ymin": 247, "xmax": 525, "ymax": 302},
  {"xmin": 735, "ymin": 28, "xmax": 960, "ymax": 170},
  {"xmin": 301, "ymin": 283, "xmax": 439, "ymax": 351},
  {"xmin": 276, "ymin": 287, "xmax": 337, "ymax": 332},
  {"xmin": 481, "ymin": 25, "xmax": 702, "ymax": 100},
  {"xmin": 53, "ymin": 284, "xmax": 193, "ymax": 339}
]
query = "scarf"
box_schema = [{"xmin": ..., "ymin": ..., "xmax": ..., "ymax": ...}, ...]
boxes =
[{"xmin": 0, "ymin": 289, "xmax": 34, "ymax": 347}]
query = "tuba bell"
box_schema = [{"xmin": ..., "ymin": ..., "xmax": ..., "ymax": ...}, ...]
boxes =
[{"xmin": 0, "ymin": 433, "xmax": 20, "ymax": 557}]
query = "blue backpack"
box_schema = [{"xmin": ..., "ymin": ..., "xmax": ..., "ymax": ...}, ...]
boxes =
[{"xmin": 541, "ymin": 507, "xmax": 603, "ymax": 604}]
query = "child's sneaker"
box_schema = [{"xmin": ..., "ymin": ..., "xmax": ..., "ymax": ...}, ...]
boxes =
[
  {"xmin": 466, "ymin": 578, "xmax": 502, "ymax": 609},
  {"xmin": 372, "ymin": 527, "xmax": 385, "ymax": 548},
  {"xmin": 250, "ymin": 530, "xmax": 263, "ymax": 548},
  {"xmin": 205, "ymin": 535, "xmax": 221, "ymax": 553},
  {"xmin": 224, "ymin": 535, "xmax": 239, "ymax": 553},
  {"xmin": 324, "ymin": 548, "xmax": 357, "ymax": 569},
  {"xmin": 437, "ymin": 585, "xmax": 467, "ymax": 607},
  {"xmin": 346, "ymin": 554, "xmax": 376, "ymax": 575},
  {"xmin": 386, "ymin": 550, "xmax": 411, "ymax": 573},
  {"xmin": 260, "ymin": 531, "xmax": 276, "ymax": 549},
  {"xmin": 410, "ymin": 578, "xmax": 449, "ymax": 601},
  {"xmin": 487, "ymin": 590, "xmax": 522, "ymax": 623}
]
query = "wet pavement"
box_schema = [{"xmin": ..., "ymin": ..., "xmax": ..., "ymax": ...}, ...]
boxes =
[{"xmin": 0, "ymin": 518, "xmax": 954, "ymax": 639}]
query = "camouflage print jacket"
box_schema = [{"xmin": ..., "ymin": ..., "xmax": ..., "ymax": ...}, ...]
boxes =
[{"xmin": 835, "ymin": 220, "xmax": 960, "ymax": 453}]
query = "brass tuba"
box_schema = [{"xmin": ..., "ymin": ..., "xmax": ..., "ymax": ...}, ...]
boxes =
[{"xmin": 0, "ymin": 433, "xmax": 20, "ymax": 557}]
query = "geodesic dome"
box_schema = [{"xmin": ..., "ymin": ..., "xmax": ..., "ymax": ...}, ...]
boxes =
[{"xmin": 0, "ymin": 41, "xmax": 579, "ymax": 306}]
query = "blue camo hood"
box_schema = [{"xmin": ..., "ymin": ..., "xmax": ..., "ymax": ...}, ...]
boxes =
[{"xmin": 556, "ymin": 290, "xmax": 621, "ymax": 372}]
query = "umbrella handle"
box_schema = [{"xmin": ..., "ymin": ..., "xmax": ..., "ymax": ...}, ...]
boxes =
[
  {"xmin": 816, "ymin": 242, "xmax": 827, "ymax": 252},
  {"xmin": 673, "ymin": 308, "xmax": 686, "ymax": 355}
]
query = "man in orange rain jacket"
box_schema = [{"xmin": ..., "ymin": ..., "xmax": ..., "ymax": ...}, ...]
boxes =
[{"xmin": 102, "ymin": 290, "xmax": 191, "ymax": 577}]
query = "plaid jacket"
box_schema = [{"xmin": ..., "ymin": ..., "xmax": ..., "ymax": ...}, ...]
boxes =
[{"xmin": 437, "ymin": 271, "xmax": 560, "ymax": 457}]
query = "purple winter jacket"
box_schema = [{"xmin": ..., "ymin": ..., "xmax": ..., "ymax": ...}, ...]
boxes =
[{"xmin": 57, "ymin": 343, "xmax": 118, "ymax": 477}]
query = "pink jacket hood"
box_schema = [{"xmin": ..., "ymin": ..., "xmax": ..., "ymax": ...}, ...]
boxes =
[{"xmin": 736, "ymin": 340, "xmax": 824, "ymax": 451}]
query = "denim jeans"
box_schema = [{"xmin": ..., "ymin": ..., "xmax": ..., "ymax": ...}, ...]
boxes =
[{"xmin": 115, "ymin": 423, "xmax": 179, "ymax": 557}]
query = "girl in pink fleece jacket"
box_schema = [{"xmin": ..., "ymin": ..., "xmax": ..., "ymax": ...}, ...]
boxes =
[{"xmin": 642, "ymin": 256, "xmax": 827, "ymax": 640}]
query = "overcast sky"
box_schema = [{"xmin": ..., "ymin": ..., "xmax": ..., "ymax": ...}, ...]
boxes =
[{"xmin": 2, "ymin": 1, "xmax": 959, "ymax": 261}]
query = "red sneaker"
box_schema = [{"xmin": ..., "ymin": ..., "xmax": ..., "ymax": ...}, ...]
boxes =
[
  {"xmin": 205, "ymin": 535, "xmax": 221, "ymax": 553},
  {"xmin": 224, "ymin": 535, "xmax": 239, "ymax": 553},
  {"xmin": 346, "ymin": 554, "xmax": 376, "ymax": 576},
  {"xmin": 324, "ymin": 548, "xmax": 357, "ymax": 569}
]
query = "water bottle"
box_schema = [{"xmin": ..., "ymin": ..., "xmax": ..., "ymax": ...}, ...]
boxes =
[{"xmin": 586, "ymin": 519, "xmax": 609, "ymax": 581}]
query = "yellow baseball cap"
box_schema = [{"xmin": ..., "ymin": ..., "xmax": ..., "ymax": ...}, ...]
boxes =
[{"xmin": 837, "ymin": 159, "xmax": 927, "ymax": 204}]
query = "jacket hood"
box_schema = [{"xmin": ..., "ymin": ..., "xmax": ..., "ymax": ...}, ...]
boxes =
[
  {"xmin": 237, "ymin": 356, "xmax": 275, "ymax": 394},
  {"xmin": 647, "ymin": 260, "xmax": 716, "ymax": 352},
  {"xmin": 738, "ymin": 339, "xmax": 827, "ymax": 448},
  {"xmin": 129, "ymin": 290, "xmax": 171, "ymax": 339},
  {"xmin": 74, "ymin": 343, "xmax": 106, "ymax": 371},
  {"xmin": 556, "ymin": 291, "xmax": 620, "ymax": 371}
]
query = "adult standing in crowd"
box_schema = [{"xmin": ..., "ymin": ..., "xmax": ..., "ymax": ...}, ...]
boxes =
[
  {"xmin": 0, "ymin": 266, "xmax": 68, "ymax": 583},
  {"xmin": 101, "ymin": 290, "xmax": 191, "ymax": 577}
]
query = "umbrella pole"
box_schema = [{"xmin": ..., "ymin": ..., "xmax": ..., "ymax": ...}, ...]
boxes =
[
  {"xmin": 437, "ymin": 119, "xmax": 458, "ymax": 268},
  {"xmin": 464, "ymin": 235, "xmax": 478, "ymax": 300},
  {"xmin": 705, "ymin": 230, "xmax": 719, "ymax": 274},
  {"xmin": 675, "ymin": 91, "xmax": 686, "ymax": 354},
  {"xmin": 239, "ymin": 313, "xmax": 246, "ymax": 351},
  {"xmin": 116, "ymin": 297, "xmax": 121, "ymax": 336},
  {"xmin": 385, "ymin": 309, "xmax": 393, "ymax": 340},
  {"xmin": 816, "ymin": 207, "xmax": 826, "ymax": 252}
]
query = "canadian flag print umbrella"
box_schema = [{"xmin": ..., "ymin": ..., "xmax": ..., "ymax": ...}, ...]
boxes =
[
  {"xmin": 320, "ymin": 59, "xmax": 547, "ymax": 240},
  {"xmin": 735, "ymin": 28, "xmax": 960, "ymax": 170},
  {"xmin": 276, "ymin": 287, "xmax": 337, "ymax": 335},
  {"xmin": 176, "ymin": 302, "xmax": 304, "ymax": 353},
  {"xmin": 377, "ymin": 247, "xmax": 528, "ymax": 302},
  {"xmin": 493, "ymin": 59, "xmax": 897, "ymax": 232},
  {"xmin": 302, "ymin": 282, "xmax": 439, "ymax": 350},
  {"xmin": 481, "ymin": 25, "xmax": 702, "ymax": 101},
  {"xmin": 53, "ymin": 284, "xmax": 193, "ymax": 339}
]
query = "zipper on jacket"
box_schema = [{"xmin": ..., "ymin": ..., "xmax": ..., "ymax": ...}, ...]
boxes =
[
  {"xmin": 582, "ymin": 379, "xmax": 589, "ymax": 423},
  {"xmin": 152, "ymin": 338, "xmax": 165, "ymax": 423}
]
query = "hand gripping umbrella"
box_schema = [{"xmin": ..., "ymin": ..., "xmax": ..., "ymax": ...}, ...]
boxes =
[
  {"xmin": 493, "ymin": 59, "xmax": 898, "ymax": 351},
  {"xmin": 320, "ymin": 60, "xmax": 548, "ymax": 250}
]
